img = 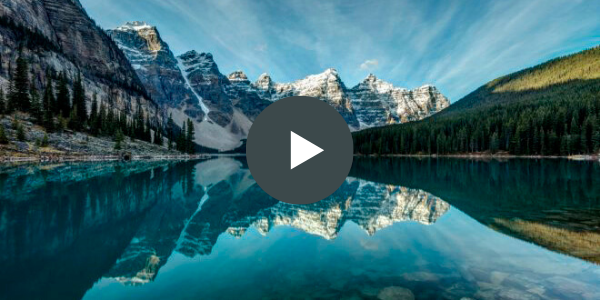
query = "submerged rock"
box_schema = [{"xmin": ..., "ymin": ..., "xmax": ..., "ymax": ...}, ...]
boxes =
[{"xmin": 377, "ymin": 286, "xmax": 415, "ymax": 300}]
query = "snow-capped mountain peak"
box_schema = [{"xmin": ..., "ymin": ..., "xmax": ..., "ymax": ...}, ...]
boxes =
[
  {"xmin": 178, "ymin": 51, "xmax": 220, "ymax": 77},
  {"xmin": 349, "ymin": 75, "xmax": 450, "ymax": 128},
  {"xmin": 115, "ymin": 21, "xmax": 154, "ymax": 32},
  {"xmin": 228, "ymin": 71, "xmax": 250, "ymax": 83},
  {"xmin": 254, "ymin": 73, "xmax": 274, "ymax": 90}
]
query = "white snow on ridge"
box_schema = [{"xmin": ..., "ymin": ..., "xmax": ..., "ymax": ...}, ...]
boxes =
[
  {"xmin": 176, "ymin": 57, "xmax": 210, "ymax": 117},
  {"xmin": 115, "ymin": 21, "xmax": 153, "ymax": 32}
]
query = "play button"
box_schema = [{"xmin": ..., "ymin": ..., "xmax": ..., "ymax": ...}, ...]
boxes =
[
  {"xmin": 291, "ymin": 131, "xmax": 323, "ymax": 170},
  {"xmin": 247, "ymin": 96, "xmax": 354, "ymax": 205}
]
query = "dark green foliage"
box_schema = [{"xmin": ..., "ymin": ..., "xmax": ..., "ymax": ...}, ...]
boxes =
[
  {"xmin": 0, "ymin": 88, "xmax": 5, "ymax": 114},
  {"xmin": 145, "ymin": 118, "xmax": 152, "ymax": 142},
  {"xmin": 97, "ymin": 103, "xmax": 107, "ymax": 135},
  {"xmin": 167, "ymin": 113, "xmax": 174, "ymax": 150},
  {"xmin": 0, "ymin": 126, "xmax": 8, "ymax": 144},
  {"xmin": 16, "ymin": 122, "xmax": 26, "ymax": 142},
  {"xmin": 41, "ymin": 133, "xmax": 49, "ymax": 147},
  {"xmin": 8, "ymin": 55, "xmax": 31, "ymax": 112},
  {"xmin": 68, "ymin": 107, "xmax": 81, "ymax": 131},
  {"xmin": 42, "ymin": 75, "xmax": 55, "ymax": 131},
  {"xmin": 133, "ymin": 107, "xmax": 145, "ymax": 140},
  {"xmin": 71, "ymin": 73, "xmax": 87, "ymax": 125},
  {"xmin": 176, "ymin": 121, "xmax": 187, "ymax": 153},
  {"xmin": 114, "ymin": 128, "xmax": 124, "ymax": 150},
  {"xmin": 186, "ymin": 118, "xmax": 195, "ymax": 154},
  {"xmin": 89, "ymin": 95, "xmax": 99, "ymax": 135},
  {"xmin": 354, "ymin": 47, "xmax": 600, "ymax": 156},
  {"xmin": 174, "ymin": 119, "xmax": 196, "ymax": 154},
  {"xmin": 56, "ymin": 73, "xmax": 71, "ymax": 118},
  {"xmin": 153, "ymin": 126, "xmax": 163, "ymax": 146},
  {"xmin": 30, "ymin": 86, "xmax": 42, "ymax": 124}
]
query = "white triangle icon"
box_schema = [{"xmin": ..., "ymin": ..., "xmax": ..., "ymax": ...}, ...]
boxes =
[{"xmin": 291, "ymin": 131, "xmax": 324, "ymax": 170}]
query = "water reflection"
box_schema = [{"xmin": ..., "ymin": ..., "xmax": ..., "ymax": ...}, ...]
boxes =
[
  {"xmin": 350, "ymin": 157, "xmax": 600, "ymax": 264},
  {"xmin": 0, "ymin": 158, "xmax": 598, "ymax": 300}
]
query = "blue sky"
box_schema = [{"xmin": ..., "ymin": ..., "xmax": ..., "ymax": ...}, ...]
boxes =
[{"xmin": 81, "ymin": 0, "xmax": 600, "ymax": 102}]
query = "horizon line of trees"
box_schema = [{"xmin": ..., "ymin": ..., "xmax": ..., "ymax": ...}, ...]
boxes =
[
  {"xmin": 0, "ymin": 52, "xmax": 196, "ymax": 154},
  {"xmin": 354, "ymin": 86, "xmax": 600, "ymax": 156}
]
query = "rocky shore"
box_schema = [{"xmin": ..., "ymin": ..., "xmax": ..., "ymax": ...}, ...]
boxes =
[{"xmin": 0, "ymin": 114, "xmax": 224, "ymax": 163}]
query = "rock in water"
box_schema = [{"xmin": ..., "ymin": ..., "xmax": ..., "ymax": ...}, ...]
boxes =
[{"xmin": 377, "ymin": 286, "xmax": 416, "ymax": 300}]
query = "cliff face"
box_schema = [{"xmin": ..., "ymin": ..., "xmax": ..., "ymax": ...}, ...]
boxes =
[
  {"xmin": 348, "ymin": 74, "xmax": 450, "ymax": 127},
  {"xmin": 0, "ymin": 0, "xmax": 162, "ymax": 126}
]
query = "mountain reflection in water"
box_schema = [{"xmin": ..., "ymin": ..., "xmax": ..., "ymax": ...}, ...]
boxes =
[{"xmin": 0, "ymin": 158, "xmax": 598, "ymax": 300}]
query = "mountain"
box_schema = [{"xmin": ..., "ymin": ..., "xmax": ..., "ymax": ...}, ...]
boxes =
[
  {"xmin": 353, "ymin": 46, "xmax": 600, "ymax": 156},
  {"xmin": 252, "ymin": 68, "xmax": 361, "ymax": 128},
  {"xmin": 109, "ymin": 21, "xmax": 449, "ymax": 151},
  {"xmin": 349, "ymin": 74, "xmax": 449, "ymax": 127},
  {"xmin": 0, "ymin": 1, "xmax": 161, "ymax": 126},
  {"xmin": 440, "ymin": 45, "xmax": 600, "ymax": 117}
]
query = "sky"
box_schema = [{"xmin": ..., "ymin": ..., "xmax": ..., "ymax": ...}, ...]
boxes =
[{"xmin": 80, "ymin": 0, "xmax": 600, "ymax": 102}]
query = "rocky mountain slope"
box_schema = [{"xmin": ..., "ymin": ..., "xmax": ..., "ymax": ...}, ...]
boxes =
[
  {"xmin": 0, "ymin": 1, "xmax": 162, "ymax": 127},
  {"xmin": 108, "ymin": 21, "xmax": 450, "ymax": 151},
  {"xmin": 349, "ymin": 74, "xmax": 449, "ymax": 127}
]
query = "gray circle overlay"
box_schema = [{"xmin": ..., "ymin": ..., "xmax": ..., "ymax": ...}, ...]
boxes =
[{"xmin": 247, "ymin": 96, "xmax": 354, "ymax": 205}]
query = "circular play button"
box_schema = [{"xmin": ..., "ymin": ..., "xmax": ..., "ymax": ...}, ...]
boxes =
[{"xmin": 247, "ymin": 96, "xmax": 353, "ymax": 205}]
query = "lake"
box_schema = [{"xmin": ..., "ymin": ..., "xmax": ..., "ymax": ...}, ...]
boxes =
[{"xmin": 0, "ymin": 158, "xmax": 599, "ymax": 299}]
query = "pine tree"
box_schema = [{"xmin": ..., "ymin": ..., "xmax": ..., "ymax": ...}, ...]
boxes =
[
  {"xmin": 42, "ymin": 75, "xmax": 55, "ymax": 131},
  {"xmin": 68, "ymin": 107, "xmax": 80, "ymax": 130},
  {"xmin": 105, "ymin": 108, "xmax": 115, "ymax": 135},
  {"xmin": 16, "ymin": 122, "xmax": 26, "ymax": 142},
  {"xmin": 89, "ymin": 94, "xmax": 98, "ymax": 135},
  {"xmin": 41, "ymin": 133, "xmax": 49, "ymax": 147},
  {"xmin": 72, "ymin": 73, "xmax": 87, "ymax": 125},
  {"xmin": 134, "ymin": 107, "xmax": 145, "ymax": 140},
  {"xmin": 167, "ymin": 113, "xmax": 174, "ymax": 150},
  {"xmin": 0, "ymin": 125, "xmax": 8, "ymax": 144},
  {"xmin": 490, "ymin": 132, "xmax": 500, "ymax": 154},
  {"xmin": 593, "ymin": 130, "xmax": 600, "ymax": 153},
  {"xmin": 570, "ymin": 116, "xmax": 580, "ymax": 154},
  {"xmin": 177, "ymin": 121, "xmax": 186, "ymax": 153},
  {"xmin": 30, "ymin": 86, "xmax": 42, "ymax": 124},
  {"xmin": 153, "ymin": 126, "xmax": 163, "ymax": 146},
  {"xmin": 56, "ymin": 73, "xmax": 70, "ymax": 118},
  {"xmin": 186, "ymin": 118, "xmax": 195, "ymax": 154},
  {"xmin": 97, "ymin": 103, "xmax": 106, "ymax": 135},
  {"xmin": 145, "ymin": 118, "xmax": 152, "ymax": 142},
  {"xmin": 57, "ymin": 115, "xmax": 67, "ymax": 132},
  {"xmin": 114, "ymin": 128, "xmax": 124, "ymax": 150},
  {"xmin": 9, "ymin": 55, "xmax": 31, "ymax": 112},
  {"xmin": 0, "ymin": 88, "xmax": 5, "ymax": 114}
]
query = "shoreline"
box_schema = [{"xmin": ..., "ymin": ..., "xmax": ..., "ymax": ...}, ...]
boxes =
[
  {"xmin": 2, "ymin": 152, "xmax": 599, "ymax": 163},
  {"xmin": 0, "ymin": 153, "xmax": 246, "ymax": 163},
  {"xmin": 353, "ymin": 153, "xmax": 600, "ymax": 161}
]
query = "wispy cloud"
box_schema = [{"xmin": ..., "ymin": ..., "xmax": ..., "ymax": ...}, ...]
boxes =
[
  {"xmin": 81, "ymin": 0, "xmax": 600, "ymax": 101},
  {"xmin": 360, "ymin": 59, "xmax": 379, "ymax": 71}
]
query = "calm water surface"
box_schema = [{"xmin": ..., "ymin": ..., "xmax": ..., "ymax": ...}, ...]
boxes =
[{"xmin": 0, "ymin": 158, "xmax": 599, "ymax": 300}]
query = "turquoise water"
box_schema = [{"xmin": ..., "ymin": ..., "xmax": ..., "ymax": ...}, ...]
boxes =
[{"xmin": 0, "ymin": 158, "xmax": 599, "ymax": 299}]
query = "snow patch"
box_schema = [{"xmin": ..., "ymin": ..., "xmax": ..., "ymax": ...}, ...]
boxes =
[{"xmin": 176, "ymin": 57, "xmax": 210, "ymax": 117}]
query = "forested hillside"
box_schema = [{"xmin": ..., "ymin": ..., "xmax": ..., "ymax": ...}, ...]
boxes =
[{"xmin": 354, "ymin": 46, "xmax": 600, "ymax": 156}]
